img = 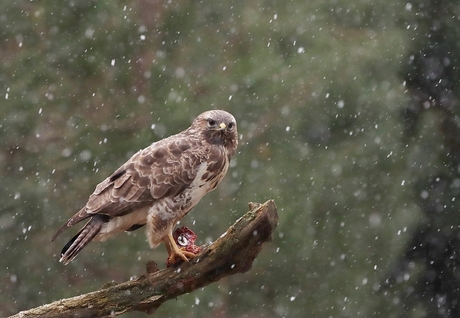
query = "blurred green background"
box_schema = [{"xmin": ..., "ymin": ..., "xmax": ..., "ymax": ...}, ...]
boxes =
[{"xmin": 2, "ymin": 0, "xmax": 460, "ymax": 317}]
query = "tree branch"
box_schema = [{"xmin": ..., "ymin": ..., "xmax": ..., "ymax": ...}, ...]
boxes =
[{"xmin": 9, "ymin": 200, "xmax": 278, "ymax": 318}]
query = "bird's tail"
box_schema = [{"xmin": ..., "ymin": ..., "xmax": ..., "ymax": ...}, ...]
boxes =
[{"xmin": 59, "ymin": 215, "xmax": 106, "ymax": 265}]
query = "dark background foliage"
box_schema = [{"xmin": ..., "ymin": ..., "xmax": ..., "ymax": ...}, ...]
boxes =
[{"xmin": 2, "ymin": 1, "xmax": 460, "ymax": 317}]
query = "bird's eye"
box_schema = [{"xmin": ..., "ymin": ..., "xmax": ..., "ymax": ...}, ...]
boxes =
[
  {"xmin": 207, "ymin": 119, "xmax": 216, "ymax": 127},
  {"xmin": 177, "ymin": 234, "xmax": 189, "ymax": 247},
  {"xmin": 228, "ymin": 122, "xmax": 234, "ymax": 130}
]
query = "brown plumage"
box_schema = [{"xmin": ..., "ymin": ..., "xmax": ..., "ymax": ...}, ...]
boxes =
[{"xmin": 52, "ymin": 110, "xmax": 238, "ymax": 265}]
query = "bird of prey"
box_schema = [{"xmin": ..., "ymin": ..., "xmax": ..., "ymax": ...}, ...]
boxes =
[{"xmin": 52, "ymin": 110, "xmax": 238, "ymax": 265}]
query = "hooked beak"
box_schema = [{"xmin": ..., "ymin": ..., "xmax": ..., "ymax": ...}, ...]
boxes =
[{"xmin": 217, "ymin": 122, "xmax": 226, "ymax": 130}]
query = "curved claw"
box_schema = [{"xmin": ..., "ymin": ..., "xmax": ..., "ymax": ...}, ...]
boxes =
[
  {"xmin": 163, "ymin": 232, "xmax": 197, "ymax": 266},
  {"xmin": 167, "ymin": 248, "xmax": 196, "ymax": 266}
]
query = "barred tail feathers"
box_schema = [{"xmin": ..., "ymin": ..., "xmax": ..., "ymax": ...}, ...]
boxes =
[{"xmin": 59, "ymin": 215, "xmax": 106, "ymax": 265}]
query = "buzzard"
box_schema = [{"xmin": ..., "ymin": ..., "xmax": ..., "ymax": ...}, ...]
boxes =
[{"xmin": 52, "ymin": 110, "xmax": 238, "ymax": 265}]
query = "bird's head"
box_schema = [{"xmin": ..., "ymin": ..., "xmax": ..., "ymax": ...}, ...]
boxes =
[{"xmin": 191, "ymin": 110, "xmax": 238, "ymax": 156}]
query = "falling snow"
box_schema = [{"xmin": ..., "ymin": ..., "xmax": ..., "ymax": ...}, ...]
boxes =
[{"xmin": 2, "ymin": 1, "xmax": 458, "ymax": 317}]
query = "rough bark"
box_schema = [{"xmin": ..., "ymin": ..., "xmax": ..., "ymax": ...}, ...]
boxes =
[{"xmin": 9, "ymin": 200, "xmax": 278, "ymax": 318}]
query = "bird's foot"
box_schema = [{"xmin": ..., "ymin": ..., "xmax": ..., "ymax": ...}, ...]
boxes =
[
  {"xmin": 165, "ymin": 226, "xmax": 202, "ymax": 267},
  {"xmin": 166, "ymin": 248, "xmax": 197, "ymax": 267}
]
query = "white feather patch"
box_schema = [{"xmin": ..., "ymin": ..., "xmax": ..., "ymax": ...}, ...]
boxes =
[{"xmin": 96, "ymin": 205, "xmax": 150, "ymax": 241}]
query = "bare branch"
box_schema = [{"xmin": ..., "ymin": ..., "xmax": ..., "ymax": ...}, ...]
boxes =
[{"xmin": 9, "ymin": 200, "xmax": 278, "ymax": 318}]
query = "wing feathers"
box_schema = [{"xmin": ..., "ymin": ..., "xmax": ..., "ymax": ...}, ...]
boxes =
[
  {"xmin": 51, "ymin": 207, "xmax": 90, "ymax": 241},
  {"xmin": 126, "ymin": 186, "xmax": 147, "ymax": 201},
  {"xmin": 52, "ymin": 139, "xmax": 202, "ymax": 240},
  {"xmin": 53, "ymin": 127, "xmax": 217, "ymax": 263},
  {"xmin": 113, "ymin": 171, "xmax": 131, "ymax": 189},
  {"xmin": 109, "ymin": 167, "xmax": 126, "ymax": 182},
  {"xmin": 113, "ymin": 175, "xmax": 134, "ymax": 198}
]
